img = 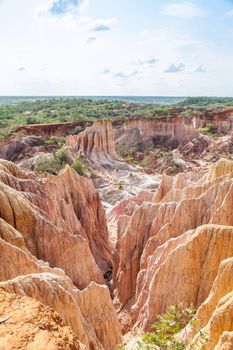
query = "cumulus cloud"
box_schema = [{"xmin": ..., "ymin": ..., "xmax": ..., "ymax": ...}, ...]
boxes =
[
  {"xmin": 17, "ymin": 67, "xmax": 26, "ymax": 72},
  {"xmin": 100, "ymin": 68, "xmax": 111, "ymax": 75},
  {"xmin": 114, "ymin": 70, "xmax": 139, "ymax": 78},
  {"xmin": 86, "ymin": 36, "xmax": 96, "ymax": 44},
  {"xmin": 146, "ymin": 57, "xmax": 159, "ymax": 65},
  {"xmin": 164, "ymin": 63, "xmax": 185, "ymax": 73},
  {"xmin": 100, "ymin": 67, "xmax": 139, "ymax": 78},
  {"xmin": 163, "ymin": 2, "xmax": 208, "ymax": 18},
  {"xmin": 36, "ymin": 0, "xmax": 116, "ymax": 35},
  {"xmin": 37, "ymin": 0, "xmax": 87, "ymax": 18},
  {"xmin": 195, "ymin": 65, "xmax": 206, "ymax": 73},
  {"xmin": 49, "ymin": 0, "xmax": 81, "ymax": 15},
  {"xmin": 89, "ymin": 19, "xmax": 116, "ymax": 32},
  {"xmin": 132, "ymin": 57, "xmax": 159, "ymax": 66}
]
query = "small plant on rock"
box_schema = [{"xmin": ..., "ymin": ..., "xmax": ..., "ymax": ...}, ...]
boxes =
[
  {"xmin": 36, "ymin": 148, "xmax": 71, "ymax": 174},
  {"xmin": 136, "ymin": 303, "xmax": 196, "ymax": 350},
  {"xmin": 71, "ymin": 156, "xmax": 90, "ymax": 176},
  {"xmin": 198, "ymin": 123, "xmax": 217, "ymax": 136}
]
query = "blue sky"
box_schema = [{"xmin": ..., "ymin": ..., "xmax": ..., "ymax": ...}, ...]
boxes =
[{"xmin": 0, "ymin": 0, "xmax": 233, "ymax": 96}]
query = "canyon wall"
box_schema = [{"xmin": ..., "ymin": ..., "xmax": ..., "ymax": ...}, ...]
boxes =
[
  {"xmin": 1, "ymin": 111, "xmax": 233, "ymax": 349},
  {"xmin": 2, "ymin": 108, "xmax": 233, "ymax": 163},
  {"xmin": 193, "ymin": 108, "xmax": 233, "ymax": 133},
  {"xmin": 66, "ymin": 119, "xmax": 124, "ymax": 167},
  {"xmin": 120, "ymin": 116, "xmax": 198, "ymax": 147},
  {"xmin": 14, "ymin": 121, "xmax": 91, "ymax": 138},
  {"xmin": 0, "ymin": 159, "xmax": 122, "ymax": 349},
  {"xmin": 111, "ymin": 159, "xmax": 233, "ymax": 348}
]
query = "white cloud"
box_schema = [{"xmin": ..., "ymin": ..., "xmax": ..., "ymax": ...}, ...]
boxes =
[
  {"xmin": 86, "ymin": 36, "xmax": 96, "ymax": 44},
  {"xmin": 195, "ymin": 65, "xmax": 206, "ymax": 73},
  {"xmin": 132, "ymin": 57, "xmax": 159, "ymax": 66},
  {"xmin": 36, "ymin": 2, "xmax": 116, "ymax": 35},
  {"xmin": 0, "ymin": 0, "xmax": 232, "ymax": 96},
  {"xmin": 100, "ymin": 68, "xmax": 111, "ymax": 75},
  {"xmin": 36, "ymin": 0, "xmax": 90, "ymax": 23},
  {"xmin": 37, "ymin": 0, "xmax": 87, "ymax": 18},
  {"xmin": 88, "ymin": 19, "xmax": 117, "ymax": 32},
  {"xmin": 163, "ymin": 2, "xmax": 208, "ymax": 19},
  {"xmin": 164, "ymin": 63, "xmax": 185, "ymax": 73},
  {"xmin": 114, "ymin": 70, "xmax": 139, "ymax": 78}
]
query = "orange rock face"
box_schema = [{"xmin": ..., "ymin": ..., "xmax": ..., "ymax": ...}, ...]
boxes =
[
  {"xmin": 0, "ymin": 289, "xmax": 84, "ymax": 350},
  {"xmin": 0, "ymin": 159, "xmax": 122, "ymax": 349},
  {"xmin": 66, "ymin": 120, "xmax": 123, "ymax": 166},
  {"xmin": 121, "ymin": 116, "xmax": 198, "ymax": 146},
  {"xmin": 2, "ymin": 120, "xmax": 233, "ymax": 350},
  {"xmin": 0, "ymin": 274, "xmax": 122, "ymax": 350},
  {"xmin": 0, "ymin": 159, "xmax": 111, "ymax": 285},
  {"xmin": 112, "ymin": 159, "xmax": 233, "ymax": 339},
  {"xmin": 183, "ymin": 256, "xmax": 233, "ymax": 349}
]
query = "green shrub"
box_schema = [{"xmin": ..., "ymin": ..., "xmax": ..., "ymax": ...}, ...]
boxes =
[
  {"xmin": 170, "ymin": 164, "xmax": 180, "ymax": 174},
  {"xmin": 36, "ymin": 148, "xmax": 71, "ymax": 174},
  {"xmin": 59, "ymin": 136, "xmax": 66, "ymax": 146},
  {"xmin": 126, "ymin": 155, "xmax": 138, "ymax": 165},
  {"xmin": 90, "ymin": 170, "xmax": 98, "ymax": 179},
  {"xmin": 71, "ymin": 156, "xmax": 89, "ymax": 176},
  {"xmin": 58, "ymin": 115, "xmax": 67, "ymax": 122},
  {"xmin": 45, "ymin": 136, "xmax": 66, "ymax": 147},
  {"xmin": 0, "ymin": 126, "xmax": 16, "ymax": 140},
  {"xmin": 72, "ymin": 126, "xmax": 85, "ymax": 135},
  {"xmin": 180, "ymin": 110, "xmax": 192, "ymax": 117},
  {"xmin": 55, "ymin": 147, "xmax": 71, "ymax": 164},
  {"xmin": 136, "ymin": 304, "xmax": 196, "ymax": 350},
  {"xmin": 155, "ymin": 151, "xmax": 167, "ymax": 158},
  {"xmin": 118, "ymin": 181, "xmax": 124, "ymax": 189},
  {"xmin": 36, "ymin": 155, "xmax": 63, "ymax": 174},
  {"xmin": 140, "ymin": 158, "xmax": 149, "ymax": 168},
  {"xmin": 198, "ymin": 123, "xmax": 217, "ymax": 136},
  {"xmin": 45, "ymin": 138, "xmax": 57, "ymax": 146},
  {"xmin": 26, "ymin": 116, "xmax": 37, "ymax": 124}
]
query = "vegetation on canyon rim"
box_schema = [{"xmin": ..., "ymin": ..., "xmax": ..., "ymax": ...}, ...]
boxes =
[{"xmin": 1, "ymin": 96, "xmax": 233, "ymax": 140}]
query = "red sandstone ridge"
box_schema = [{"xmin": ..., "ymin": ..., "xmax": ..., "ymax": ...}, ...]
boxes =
[
  {"xmin": 1, "ymin": 113, "xmax": 233, "ymax": 349},
  {"xmin": 14, "ymin": 121, "xmax": 91, "ymax": 138},
  {"xmin": 111, "ymin": 159, "xmax": 233, "ymax": 342},
  {"xmin": 1, "ymin": 110, "xmax": 233, "ymax": 167},
  {"xmin": 0, "ymin": 159, "xmax": 122, "ymax": 349},
  {"xmin": 0, "ymin": 160, "xmax": 112, "ymax": 283},
  {"xmin": 115, "ymin": 116, "xmax": 198, "ymax": 149},
  {"xmin": 66, "ymin": 119, "xmax": 124, "ymax": 167},
  {"xmin": 0, "ymin": 159, "xmax": 112, "ymax": 282}
]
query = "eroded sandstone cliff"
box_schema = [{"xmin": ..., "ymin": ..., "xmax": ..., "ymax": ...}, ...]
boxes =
[
  {"xmin": 66, "ymin": 120, "xmax": 123, "ymax": 167},
  {"xmin": 1, "ymin": 115, "xmax": 233, "ymax": 349},
  {"xmin": 0, "ymin": 159, "xmax": 121, "ymax": 350},
  {"xmin": 111, "ymin": 159, "xmax": 233, "ymax": 348}
]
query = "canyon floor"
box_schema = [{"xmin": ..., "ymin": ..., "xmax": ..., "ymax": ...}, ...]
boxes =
[{"xmin": 1, "ymin": 104, "xmax": 233, "ymax": 349}]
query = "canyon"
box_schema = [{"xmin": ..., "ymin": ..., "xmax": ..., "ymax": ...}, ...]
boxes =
[{"xmin": 0, "ymin": 107, "xmax": 233, "ymax": 349}]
